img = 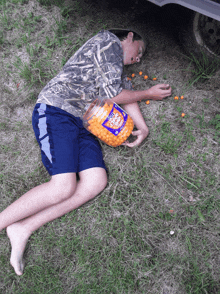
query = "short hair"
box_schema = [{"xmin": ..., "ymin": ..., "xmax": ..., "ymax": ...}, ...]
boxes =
[{"xmin": 108, "ymin": 28, "xmax": 147, "ymax": 52}]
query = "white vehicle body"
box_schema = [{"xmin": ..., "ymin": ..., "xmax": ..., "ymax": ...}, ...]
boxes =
[{"xmin": 147, "ymin": 0, "xmax": 220, "ymax": 21}]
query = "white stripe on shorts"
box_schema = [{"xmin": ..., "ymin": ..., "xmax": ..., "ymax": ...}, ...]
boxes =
[{"xmin": 37, "ymin": 104, "xmax": 52, "ymax": 164}]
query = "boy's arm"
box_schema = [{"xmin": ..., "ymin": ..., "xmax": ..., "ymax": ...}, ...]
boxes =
[
  {"xmin": 111, "ymin": 84, "xmax": 172, "ymax": 105},
  {"xmin": 120, "ymin": 102, "xmax": 149, "ymax": 147}
]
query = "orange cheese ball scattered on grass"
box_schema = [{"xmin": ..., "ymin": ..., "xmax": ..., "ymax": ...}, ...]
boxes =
[
  {"xmin": 146, "ymin": 100, "xmax": 150, "ymax": 105},
  {"xmin": 87, "ymin": 102, "xmax": 134, "ymax": 147},
  {"xmin": 139, "ymin": 71, "xmax": 143, "ymax": 75},
  {"xmin": 181, "ymin": 95, "xmax": 184, "ymax": 99},
  {"xmin": 127, "ymin": 77, "xmax": 131, "ymax": 81},
  {"xmin": 174, "ymin": 96, "xmax": 179, "ymax": 100},
  {"xmin": 144, "ymin": 75, "xmax": 148, "ymax": 80},
  {"xmin": 181, "ymin": 113, "xmax": 185, "ymax": 117},
  {"xmin": 131, "ymin": 73, "xmax": 135, "ymax": 78},
  {"xmin": 153, "ymin": 77, "xmax": 157, "ymax": 81}
]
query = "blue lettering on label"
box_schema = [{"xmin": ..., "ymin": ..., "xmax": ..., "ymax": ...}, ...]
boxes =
[{"xmin": 102, "ymin": 103, "xmax": 128, "ymax": 136}]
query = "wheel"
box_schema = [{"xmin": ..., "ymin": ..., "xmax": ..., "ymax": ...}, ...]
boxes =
[{"xmin": 179, "ymin": 11, "xmax": 220, "ymax": 62}]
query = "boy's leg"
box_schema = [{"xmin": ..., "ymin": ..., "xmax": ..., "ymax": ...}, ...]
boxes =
[
  {"xmin": 0, "ymin": 172, "xmax": 77, "ymax": 232},
  {"xmin": 7, "ymin": 167, "xmax": 107, "ymax": 276}
]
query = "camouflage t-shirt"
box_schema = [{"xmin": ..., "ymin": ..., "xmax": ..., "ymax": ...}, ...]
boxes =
[{"xmin": 36, "ymin": 30, "xmax": 132, "ymax": 117}]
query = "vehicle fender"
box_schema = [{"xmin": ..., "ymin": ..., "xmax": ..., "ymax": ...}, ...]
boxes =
[{"xmin": 148, "ymin": 0, "xmax": 220, "ymax": 21}]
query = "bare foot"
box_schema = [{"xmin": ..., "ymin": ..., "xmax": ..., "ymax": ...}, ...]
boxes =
[{"xmin": 6, "ymin": 223, "xmax": 30, "ymax": 276}]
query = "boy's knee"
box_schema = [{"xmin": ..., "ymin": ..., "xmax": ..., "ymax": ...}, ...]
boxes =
[
  {"xmin": 49, "ymin": 173, "xmax": 76, "ymax": 204},
  {"xmin": 85, "ymin": 168, "xmax": 108, "ymax": 198},
  {"xmin": 100, "ymin": 173, "xmax": 108, "ymax": 191},
  {"xmin": 94, "ymin": 177, "xmax": 107, "ymax": 196}
]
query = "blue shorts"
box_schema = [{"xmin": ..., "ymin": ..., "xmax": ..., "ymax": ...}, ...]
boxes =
[{"xmin": 32, "ymin": 103, "xmax": 106, "ymax": 176}]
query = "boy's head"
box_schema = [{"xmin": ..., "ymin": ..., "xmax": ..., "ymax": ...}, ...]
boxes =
[{"xmin": 108, "ymin": 28, "xmax": 146, "ymax": 65}]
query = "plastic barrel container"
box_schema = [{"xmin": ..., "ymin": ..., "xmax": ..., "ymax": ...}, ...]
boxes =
[{"xmin": 83, "ymin": 98, "xmax": 134, "ymax": 147}]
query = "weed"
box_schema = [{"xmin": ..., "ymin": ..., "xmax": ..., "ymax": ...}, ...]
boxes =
[
  {"xmin": 153, "ymin": 122, "xmax": 184, "ymax": 155},
  {"xmin": 182, "ymin": 51, "xmax": 220, "ymax": 91},
  {"xmin": 0, "ymin": 122, "xmax": 6, "ymax": 129},
  {"xmin": 13, "ymin": 56, "xmax": 54, "ymax": 87},
  {"xmin": 60, "ymin": 6, "xmax": 75, "ymax": 18},
  {"xmin": 53, "ymin": 16, "xmax": 68, "ymax": 42},
  {"xmin": 209, "ymin": 114, "xmax": 220, "ymax": 142},
  {"xmin": 209, "ymin": 113, "xmax": 220, "ymax": 130},
  {"xmin": 0, "ymin": 30, "xmax": 4, "ymax": 46},
  {"xmin": 183, "ymin": 259, "xmax": 220, "ymax": 294}
]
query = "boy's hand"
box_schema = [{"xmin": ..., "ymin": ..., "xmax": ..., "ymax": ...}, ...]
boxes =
[
  {"xmin": 122, "ymin": 128, "xmax": 149, "ymax": 148},
  {"xmin": 147, "ymin": 84, "xmax": 172, "ymax": 100}
]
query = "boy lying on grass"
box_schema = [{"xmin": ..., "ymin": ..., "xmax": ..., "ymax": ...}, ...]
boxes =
[{"xmin": 0, "ymin": 29, "xmax": 171, "ymax": 275}]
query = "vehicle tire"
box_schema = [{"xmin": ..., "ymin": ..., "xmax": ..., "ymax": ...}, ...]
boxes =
[{"xmin": 179, "ymin": 11, "xmax": 220, "ymax": 62}]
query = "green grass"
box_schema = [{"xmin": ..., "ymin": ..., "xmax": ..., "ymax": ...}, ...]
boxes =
[
  {"xmin": 0, "ymin": 0, "xmax": 220, "ymax": 293},
  {"xmin": 180, "ymin": 51, "xmax": 220, "ymax": 93}
]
